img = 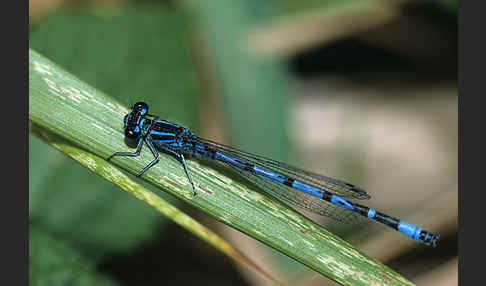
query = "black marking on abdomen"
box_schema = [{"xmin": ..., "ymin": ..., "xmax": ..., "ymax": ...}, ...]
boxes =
[
  {"xmin": 244, "ymin": 162, "xmax": 254, "ymax": 171},
  {"xmin": 374, "ymin": 211, "xmax": 399, "ymax": 229},
  {"xmin": 283, "ymin": 177, "xmax": 295, "ymax": 187},
  {"xmin": 350, "ymin": 203, "xmax": 370, "ymax": 217},
  {"xmin": 206, "ymin": 148, "xmax": 217, "ymax": 159}
]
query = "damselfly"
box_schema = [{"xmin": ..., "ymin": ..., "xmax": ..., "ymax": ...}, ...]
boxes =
[{"xmin": 108, "ymin": 102, "xmax": 439, "ymax": 247}]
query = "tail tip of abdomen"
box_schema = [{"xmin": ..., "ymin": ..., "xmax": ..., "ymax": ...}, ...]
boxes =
[
  {"xmin": 398, "ymin": 221, "xmax": 439, "ymax": 247},
  {"xmin": 422, "ymin": 231, "xmax": 440, "ymax": 247}
]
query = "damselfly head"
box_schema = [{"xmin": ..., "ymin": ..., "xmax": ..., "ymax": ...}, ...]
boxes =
[
  {"xmin": 125, "ymin": 125, "xmax": 141, "ymax": 141},
  {"xmin": 123, "ymin": 103, "xmax": 147, "ymax": 142},
  {"xmin": 132, "ymin": 102, "xmax": 149, "ymax": 116}
]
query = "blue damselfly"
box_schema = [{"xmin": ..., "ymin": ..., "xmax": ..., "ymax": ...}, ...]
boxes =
[{"xmin": 108, "ymin": 102, "xmax": 439, "ymax": 247}]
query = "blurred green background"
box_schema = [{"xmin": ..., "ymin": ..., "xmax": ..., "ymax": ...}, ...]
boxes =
[{"xmin": 29, "ymin": 0, "xmax": 457, "ymax": 285}]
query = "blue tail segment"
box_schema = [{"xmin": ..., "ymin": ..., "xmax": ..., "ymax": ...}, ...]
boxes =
[
  {"xmin": 108, "ymin": 101, "xmax": 440, "ymax": 247},
  {"xmin": 398, "ymin": 221, "xmax": 422, "ymax": 240},
  {"xmin": 398, "ymin": 221, "xmax": 439, "ymax": 247}
]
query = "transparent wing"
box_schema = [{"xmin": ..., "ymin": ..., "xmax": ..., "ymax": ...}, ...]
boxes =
[
  {"xmin": 194, "ymin": 138, "xmax": 367, "ymax": 223},
  {"xmin": 196, "ymin": 138, "xmax": 370, "ymax": 200},
  {"xmin": 225, "ymin": 161, "xmax": 364, "ymax": 224}
]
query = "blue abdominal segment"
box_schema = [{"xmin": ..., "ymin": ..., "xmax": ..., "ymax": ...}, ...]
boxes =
[
  {"xmin": 398, "ymin": 221, "xmax": 422, "ymax": 240},
  {"xmin": 291, "ymin": 180, "xmax": 324, "ymax": 198}
]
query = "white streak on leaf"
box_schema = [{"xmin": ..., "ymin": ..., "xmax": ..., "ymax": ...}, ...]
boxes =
[{"xmin": 33, "ymin": 61, "xmax": 53, "ymax": 75}]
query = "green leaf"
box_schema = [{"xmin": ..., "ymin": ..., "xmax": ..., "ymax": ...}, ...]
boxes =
[
  {"xmin": 29, "ymin": 4, "xmax": 198, "ymax": 257},
  {"xmin": 30, "ymin": 47, "xmax": 414, "ymax": 286},
  {"xmin": 30, "ymin": 135, "xmax": 163, "ymax": 256},
  {"xmin": 29, "ymin": 225, "xmax": 118, "ymax": 286},
  {"xmin": 31, "ymin": 122, "xmax": 282, "ymax": 285}
]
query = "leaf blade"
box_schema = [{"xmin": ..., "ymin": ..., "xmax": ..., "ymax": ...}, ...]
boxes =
[{"xmin": 30, "ymin": 48, "xmax": 414, "ymax": 286}]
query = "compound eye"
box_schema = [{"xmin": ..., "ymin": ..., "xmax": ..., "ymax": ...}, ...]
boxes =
[
  {"xmin": 125, "ymin": 127, "xmax": 141, "ymax": 140},
  {"xmin": 133, "ymin": 102, "xmax": 149, "ymax": 116}
]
